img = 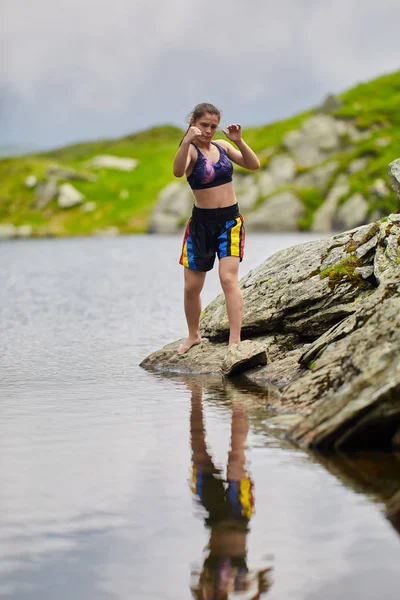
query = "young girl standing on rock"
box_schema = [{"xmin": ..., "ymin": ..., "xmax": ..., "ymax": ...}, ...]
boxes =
[{"xmin": 173, "ymin": 103, "xmax": 260, "ymax": 355}]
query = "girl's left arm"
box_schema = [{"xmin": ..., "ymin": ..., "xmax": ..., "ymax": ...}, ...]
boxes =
[{"xmin": 220, "ymin": 124, "xmax": 260, "ymax": 170}]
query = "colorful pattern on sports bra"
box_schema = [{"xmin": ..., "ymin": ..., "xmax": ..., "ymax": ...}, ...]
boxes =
[{"xmin": 187, "ymin": 142, "xmax": 233, "ymax": 190}]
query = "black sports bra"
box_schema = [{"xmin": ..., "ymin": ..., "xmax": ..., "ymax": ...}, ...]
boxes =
[{"xmin": 186, "ymin": 142, "xmax": 233, "ymax": 190}]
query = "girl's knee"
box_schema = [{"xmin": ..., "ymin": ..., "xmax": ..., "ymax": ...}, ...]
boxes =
[
  {"xmin": 185, "ymin": 280, "xmax": 203, "ymax": 296},
  {"xmin": 219, "ymin": 273, "xmax": 237, "ymax": 291}
]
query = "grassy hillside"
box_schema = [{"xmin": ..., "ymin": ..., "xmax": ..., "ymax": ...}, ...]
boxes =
[{"xmin": 1, "ymin": 70, "xmax": 400, "ymax": 236}]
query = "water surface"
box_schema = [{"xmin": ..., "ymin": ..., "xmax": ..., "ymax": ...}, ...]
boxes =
[{"xmin": 2, "ymin": 233, "xmax": 400, "ymax": 599}]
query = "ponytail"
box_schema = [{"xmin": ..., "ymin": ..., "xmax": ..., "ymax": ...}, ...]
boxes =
[{"xmin": 179, "ymin": 125, "xmax": 191, "ymax": 147}]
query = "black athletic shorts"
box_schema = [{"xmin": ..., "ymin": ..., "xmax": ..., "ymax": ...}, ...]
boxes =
[{"xmin": 179, "ymin": 203, "xmax": 245, "ymax": 272}]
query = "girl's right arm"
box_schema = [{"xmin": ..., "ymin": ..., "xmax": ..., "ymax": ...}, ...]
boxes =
[{"xmin": 173, "ymin": 126, "xmax": 201, "ymax": 177}]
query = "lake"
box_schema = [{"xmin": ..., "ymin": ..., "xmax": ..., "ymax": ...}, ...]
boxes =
[{"xmin": 2, "ymin": 233, "xmax": 400, "ymax": 599}]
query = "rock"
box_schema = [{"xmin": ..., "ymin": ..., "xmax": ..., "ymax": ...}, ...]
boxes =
[
  {"xmin": 347, "ymin": 157, "xmax": 369, "ymax": 174},
  {"xmin": 311, "ymin": 174, "xmax": 350, "ymax": 232},
  {"xmin": 354, "ymin": 265, "xmax": 374, "ymax": 279},
  {"xmin": 341, "ymin": 122, "xmax": 372, "ymax": 143},
  {"xmin": 233, "ymin": 176, "xmax": 259, "ymax": 210},
  {"xmin": 221, "ymin": 340, "xmax": 267, "ymax": 377},
  {"xmin": 369, "ymin": 178, "xmax": 390, "ymax": 198},
  {"xmin": 47, "ymin": 165, "xmax": 96, "ymax": 181},
  {"xmin": 301, "ymin": 115, "xmax": 340, "ymax": 151},
  {"xmin": 354, "ymin": 233, "xmax": 379, "ymax": 258},
  {"xmin": 283, "ymin": 115, "xmax": 354, "ymax": 167},
  {"xmin": 245, "ymin": 192, "xmax": 305, "ymax": 232},
  {"xmin": 93, "ymin": 226, "xmax": 120, "ymax": 236},
  {"xmin": 25, "ymin": 175, "xmax": 37, "ymax": 188},
  {"xmin": 141, "ymin": 215, "xmax": 400, "ymax": 453},
  {"xmin": 34, "ymin": 179, "xmax": 59, "ymax": 210},
  {"xmin": 388, "ymin": 158, "xmax": 400, "ymax": 200},
  {"xmin": 149, "ymin": 213, "xmax": 182, "ymax": 235},
  {"xmin": 375, "ymin": 136, "xmax": 391, "ymax": 148},
  {"xmin": 244, "ymin": 347, "xmax": 304, "ymax": 388},
  {"xmin": 0, "ymin": 224, "xmax": 17, "ymax": 239},
  {"xmin": 257, "ymin": 171, "xmax": 277, "ymax": 197},
  {"xmin": 237, "ymin": 187, "xmax": 258, "ymax": 210},
  {"xmin": 81, "ymin": 202, "xmax": 97, "ymax": 212},
  {"xmin": 268, "ymin": 154, "xmax": 296, "ymax": 185},
  {"xmin": 283, "ymin": 129, "xmax": 323, "ymax": 167},
  {"xmin": 258, "ymin": 146, "xmax": 276, "ymax": 159},
  {"xmin": 294, "ymin": 161, "xmax": 339, "ymax": 193},
  {"xmin": 149, "ymin": 181, "xmax": 193, "ymax": 234},
  {"xmin": 90, "ymin": 155, "xmax": 138, "ymax": 171},
  {"xmin": 16, "ymin": 225, "xmax": 33, "ymax": 238},
  {"xmin": 57, "ymin": 183, "xmax": 85, "ymax": 208},
  {"xmin": 334, "ymin": 193, "xmax": 369, "ymax": 230},
  {"xmin": 194, "ymin": 225, "xmax": 377, "ymax": 342},
  {"xmin": 288, "ymin": 348, "xmax": 400, "ymax": 451},
  {"xmin": 141, "ymin": 338, "xmax": 229, "ymax": 374},
  {"xmin": 316, "ymin": 94, "xmax": 343, "ymax": 114}
]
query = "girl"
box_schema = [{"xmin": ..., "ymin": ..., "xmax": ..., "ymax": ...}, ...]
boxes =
[{"xmin": 173, "ymin": 103, "xmax": 260, "ymax": 355}]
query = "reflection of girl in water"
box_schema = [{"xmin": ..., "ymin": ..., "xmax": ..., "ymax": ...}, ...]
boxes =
[{"xmin": 188, "ymin": 381, "xmax": 272, "ymax": 599}]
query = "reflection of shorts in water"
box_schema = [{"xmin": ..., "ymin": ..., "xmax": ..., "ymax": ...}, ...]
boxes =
[{"xmin": 192, "ymin": 467, "xmax": 254, "ymax": 523}]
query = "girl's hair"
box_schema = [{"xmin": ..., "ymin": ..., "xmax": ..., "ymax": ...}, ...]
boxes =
[
  {"xmin": 188, "ymin": 103, "xmax": 221, "ymax": 123},
  {"xmin": 179, "ymin": 102, "xmax": 222, "ymax": 146}
]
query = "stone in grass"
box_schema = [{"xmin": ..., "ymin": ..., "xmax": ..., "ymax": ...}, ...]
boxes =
[
  {"xmin": 221, "ymin": 340, "xmax": 267, "ymax": 377},
  {"xmin": 58, "ymin": 183, "xmax": 84, "ymax": 208}
]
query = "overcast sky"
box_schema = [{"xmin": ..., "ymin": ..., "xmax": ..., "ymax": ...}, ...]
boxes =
[{"xmin": 1, "ymin": 0, "xmax": 400, "ymax": 150}]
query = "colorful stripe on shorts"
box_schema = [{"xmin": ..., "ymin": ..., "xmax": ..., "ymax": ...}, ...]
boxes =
[
  {"xmin": 179, "ymin": 219, "xmax": 196, "ymax": 269},
  {"xmin": 219, "ymin": 216, "xmax": 245, "ymax": 259}
]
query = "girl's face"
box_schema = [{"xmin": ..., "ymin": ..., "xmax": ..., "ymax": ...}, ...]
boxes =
[{"xmin": 192, "ymin": 112, "xmax": 220, "ymax": 140}]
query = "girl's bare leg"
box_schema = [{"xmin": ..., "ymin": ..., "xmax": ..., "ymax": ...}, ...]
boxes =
[
  {"xmin": 219, "ymin": 256, "xmax": 242, "ymax": 347},
  {"xmin": 177, "ymin": 267, "xmax": 207, "ymax": 355}
]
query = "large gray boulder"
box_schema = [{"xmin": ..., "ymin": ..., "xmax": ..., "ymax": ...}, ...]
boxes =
[
  {"xmin": 268, "ymin": 154, "xmax": 296, "ymax": 185},
  {"xmin": 233, "ymin": 174, "xmax": 259, "ymax": 210},
  {"xmin": 311, "ymin": 174, "xmax": 350, "ymax": 232},
  {"xmin": 294, "ymin": 161, "xmax": 339, "ymax": 193},
  {"xmin": 283, "ymin": 115, "xmax": 344, "ymax": 166},
  {"xmin": 148, "ymin": 181, "xmax": 193, "ymax": 234},
  {"xmin": 141, "ymin": 213, "xmax": 400, "ymax": 453},
  {"xmin": 245, "ymin": 191, "xmax": 305, "ymax": 232},
  {"xmin": 334, "ymin": 192, "xmax": 369, "ymax": 230}
]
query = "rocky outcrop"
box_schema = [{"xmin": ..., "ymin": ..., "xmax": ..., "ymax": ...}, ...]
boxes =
[
  {"xmin": 89, "ymin": 155, "xmax": 138, "ymax": 171},
  {"xmin": 149, "ymin": 112, "xmax": 395, "ymax": 234},
  {"xmin": 245, "ymin": 191, "xmax": 305, "ymax": 232},
  {"xmin": 141, "ymin": 211, "xmax": 400, "ymax": 453}
]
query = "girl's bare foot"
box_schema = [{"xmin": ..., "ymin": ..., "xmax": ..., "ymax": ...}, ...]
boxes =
[{"xmin": 177, "ymin": 336, "xmax": 202, "ymax": 355}]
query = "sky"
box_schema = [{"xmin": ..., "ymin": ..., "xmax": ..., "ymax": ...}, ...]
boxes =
[{"xmin": 1, "ymin": 0, "xmax": 400, "ymax": 151}]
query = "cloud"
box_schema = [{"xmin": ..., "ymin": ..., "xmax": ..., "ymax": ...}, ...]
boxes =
[{"xmin": 1, "ymin": 0, "xmax": 400, "ymax": 147}]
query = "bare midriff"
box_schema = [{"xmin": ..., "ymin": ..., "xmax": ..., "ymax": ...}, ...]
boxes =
[{"xmin": 192, "ymin": 182, "xmax": 237, "ymax": 209}]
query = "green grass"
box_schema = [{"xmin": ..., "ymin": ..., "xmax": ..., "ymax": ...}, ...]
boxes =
[{"xmin": 1, "ymin": 70, "xmax": 400, "ymax": 235}]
